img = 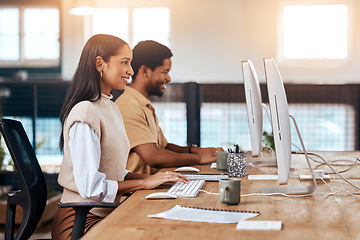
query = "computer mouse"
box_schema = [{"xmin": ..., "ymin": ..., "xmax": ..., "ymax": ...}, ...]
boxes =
[
  {"xmin": 175, "ymin": 166, "xmax": 200, "ymax": 172},
  {"xmin": 145, "ymin": 192, "xmax": 177, "ymax": 199}
]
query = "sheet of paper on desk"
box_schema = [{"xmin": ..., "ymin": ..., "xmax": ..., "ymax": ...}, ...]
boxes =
[
  {"xmin": 210, "ymin": 162, "xmax": 217, "ymax": 169},
  {"xmin": 236, "ymin": 221, "xmax": 282, "ymax": 230},
  {"xmin": 148, "ymin": 205, "xmax": 260, "ymax": 224}
]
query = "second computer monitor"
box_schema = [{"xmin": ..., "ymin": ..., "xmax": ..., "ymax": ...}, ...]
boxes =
[
  {"xmin": 242, "ymin": 60, "xmax": 263, "ymax": 157},
  {"xmin": 264, "ymin": 57, "xmax": 291, "ymax": 185}
]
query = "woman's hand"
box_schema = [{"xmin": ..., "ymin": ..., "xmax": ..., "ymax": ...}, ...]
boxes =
[{"xmin": 141, "ymin": 171, "xmax": 189, "ymax": 190}]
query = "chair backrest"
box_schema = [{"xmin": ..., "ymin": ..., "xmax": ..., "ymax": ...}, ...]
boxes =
[{"xmin": 0, "ymin": 119, "xmax": 47, "ymax": 240}]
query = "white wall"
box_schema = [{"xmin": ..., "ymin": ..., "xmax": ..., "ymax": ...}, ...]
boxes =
[
  {"xmin": 61, "ymin": 0, "xmax": 85, "ymax": 81},
  {"xmin": 61, "ymin": 0, "xmax": 360, "ymax": 84}
]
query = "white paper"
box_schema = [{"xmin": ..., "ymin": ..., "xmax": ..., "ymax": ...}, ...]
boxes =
[
  {"xmin": 210, "ymin": 162, "xmax": 217, "ymax": 169},
  {"xmin": 248, "ymin": 175, "xmax": 278, "ymax": 180},
  {"xmin": 236, "ymin": 221, "xmax": 282, "ymax": 230},
  {"xmin": 148, "ymin": 205, "xmax": 260, "ymax": 223}
]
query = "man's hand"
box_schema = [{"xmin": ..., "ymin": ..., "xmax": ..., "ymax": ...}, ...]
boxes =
[{"xmin": 196, "ymin": 148, "xmax": 218, "ymax": 164}]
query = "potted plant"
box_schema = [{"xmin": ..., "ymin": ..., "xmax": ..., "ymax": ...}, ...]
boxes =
[
  {"xmin": 0, "ymin": 138, "xmax": 5, "ymax": 171},
  {"xmin": 262, "ymin": 131, "xmax": 275, "ymax": 151}
]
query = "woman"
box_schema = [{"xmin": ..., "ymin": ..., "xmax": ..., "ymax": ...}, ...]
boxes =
[{"xmin": 51, "ymin": 34, "xmax": 187, "ymax": 240}]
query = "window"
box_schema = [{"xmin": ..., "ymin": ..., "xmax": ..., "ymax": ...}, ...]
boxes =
[
  {"xmin": 0, "ymin": 7, "xmax": 60, "ymax": 67},
  {"xmin": 2, "ymin": 116, "xmax": 62, "ymax": 173},
  {"xmin": 200, "ymin": 103, "xmax": 255, "ymax": 149},
  {"xmin": 91, "ymin": 8, "xmax": 130, "ymax": 43},
  {"xmin": 152, "ymin": 102, "xmax": 187, "ymax": 146},
  {"xmin": 278, "ymin": 2, "xmax": 350, "ymax": 65},
  {"xmin": 23, "ymin": 8, "xmax": 59, "ymax": 61},
  {"xmin": 200, "ymin": 103, "xmax": 355, "ymax": 151},
  {"xmin": 132, "ymin": 8, "xmax": 170, "ymax": 47},
  {"xmin": 87, "ymin": 7, "xmax": 170, "ymax": 47},
  {"xmin": 0, "ymin": 8, "xmax": 19, "ymax": 61}
]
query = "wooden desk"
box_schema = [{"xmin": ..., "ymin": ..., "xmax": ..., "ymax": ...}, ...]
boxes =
[{"xmin": 82, "ymin": 151, "xmax": 360, "ymax": 240}]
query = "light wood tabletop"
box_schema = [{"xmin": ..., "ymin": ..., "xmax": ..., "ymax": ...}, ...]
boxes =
[{"xmin": 82, "ymin": 151, "xmax": 360, "ymax": 240}]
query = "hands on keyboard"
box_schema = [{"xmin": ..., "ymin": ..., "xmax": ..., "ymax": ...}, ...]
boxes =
[{"xmin": 167, "ymin": 180, "xmax": 205, "ymax": 198}]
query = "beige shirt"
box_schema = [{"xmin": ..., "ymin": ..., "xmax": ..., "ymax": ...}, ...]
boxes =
[
  {"xmin": 115, "ymin": 86, "xmax": 168, "ymax": 174},
  {"xmin": 58, "ymin": 96, "xmax": 130, "ymax": 217}
]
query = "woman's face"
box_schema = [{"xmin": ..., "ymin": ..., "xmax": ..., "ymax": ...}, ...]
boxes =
[{"xmin": 100, "ymin": 44, "xmax": 133, "ymax": 94}]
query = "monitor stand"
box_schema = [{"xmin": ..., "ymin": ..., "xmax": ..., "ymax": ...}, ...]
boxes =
[
  {"xmin": 261, "ymin": 114, "xmax": 317, "ymax": 195},
  {"xmin": 249, "ymin": 154, "xmax": 277, "ymax": 167}
]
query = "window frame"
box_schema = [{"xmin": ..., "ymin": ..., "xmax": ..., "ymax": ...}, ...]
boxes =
[
  {"xmin": 83, "ymin": 0, "xmax": 172, "ymax": 48},
  {"xmin": 0, "ymin": 3, "xmax": 61, "ymax": 77},
  {"xmin": 277, "ymin": 0, "xmax": 353, "ymax": 68}
]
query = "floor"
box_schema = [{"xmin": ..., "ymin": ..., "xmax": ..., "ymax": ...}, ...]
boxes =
[{"xmin": 0, "ymin": 220, "xmax": 52, "ymax": 239}]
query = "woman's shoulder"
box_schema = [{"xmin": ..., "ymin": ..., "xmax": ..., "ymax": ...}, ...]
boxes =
[
  {"xmin": 69, "ymin": 100, "xmax": 99, "ymax": 119},
  {"xmin": 71, "ymin": 100, "xmax": 95, "ymax": 111},
  {"xmin": 66, "ymin": 100, "xmax": 102, "ymax": 128}
]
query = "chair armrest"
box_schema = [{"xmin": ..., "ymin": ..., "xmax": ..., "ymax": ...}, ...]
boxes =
[{"xmin": 58, "ymin": 202, "xmax": 120, "ymax": 240}]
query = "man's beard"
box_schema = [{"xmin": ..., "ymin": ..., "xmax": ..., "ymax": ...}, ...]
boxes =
[{"xmin": 149, "ymin": 82, "xmax": 165, "ymax": 97}]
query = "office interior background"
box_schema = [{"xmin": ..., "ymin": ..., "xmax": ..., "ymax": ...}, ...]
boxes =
[{"xmin": 0, "ymin": 0, "xmax": 360, "ymax": 173}]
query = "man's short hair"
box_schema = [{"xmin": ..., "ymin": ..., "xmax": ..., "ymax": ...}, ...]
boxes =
[{"xmin": 131, "ymin": 40, "xmax": 173, "ymax": 79}]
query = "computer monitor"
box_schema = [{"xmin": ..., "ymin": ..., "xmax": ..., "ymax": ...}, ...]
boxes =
[
  {"xmin": 242, "ymin": 60, "xmax": 274, "ymax": 163},
  {"xmin": 263, "ymin": 58, "xmax": 291, "ymax": 184},
  {"xmin": 262, "ymin": 57, "xmax": 316, "ymax": 195},
  {"xmin": 242, "ymin": 60, "xmax": 263, "ymax": 157}
]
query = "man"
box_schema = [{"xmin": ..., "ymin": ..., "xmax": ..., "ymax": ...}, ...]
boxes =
[{"xmin": 115, "ymin": 40, "xmax": 219, "ymax": 174}]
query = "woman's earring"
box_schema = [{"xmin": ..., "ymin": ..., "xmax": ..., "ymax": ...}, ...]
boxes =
[{"xmin": 100, "ymin": 71, "xmax": 103, "ymax": 79}]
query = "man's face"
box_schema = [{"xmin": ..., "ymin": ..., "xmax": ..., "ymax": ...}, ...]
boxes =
[{"xmin": 146, "ymin": 58, "xmax": 172, "ymax": 97}]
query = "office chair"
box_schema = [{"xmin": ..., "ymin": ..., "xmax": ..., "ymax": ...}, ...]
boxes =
[{"xmin": 0, "ymin": 119, "xmax": 120, "ymax": 240}]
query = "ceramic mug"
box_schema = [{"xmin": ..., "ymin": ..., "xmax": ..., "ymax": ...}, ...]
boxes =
[
  {"xmin": 219, "ymin": 178, "xmax": 241, "ymax": 205},
  {"xmin": 216, "ymin": 151, "xmax": 228, "ymax": 171}
]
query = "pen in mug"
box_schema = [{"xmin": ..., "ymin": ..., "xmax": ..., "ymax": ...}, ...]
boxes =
[{"xmin": 234, "ymin": 144, "xmax": 240, "ymax": 153}]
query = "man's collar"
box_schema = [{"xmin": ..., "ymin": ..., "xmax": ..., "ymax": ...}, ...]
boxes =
[{"xmin": 124, "ymin": 86, "xmax": 151, "ymax": 106}]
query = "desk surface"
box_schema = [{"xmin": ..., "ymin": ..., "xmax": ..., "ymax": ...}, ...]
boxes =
[{"xmin": 82, "ymin": 151, "xmax": 360, "ymax": 240}]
